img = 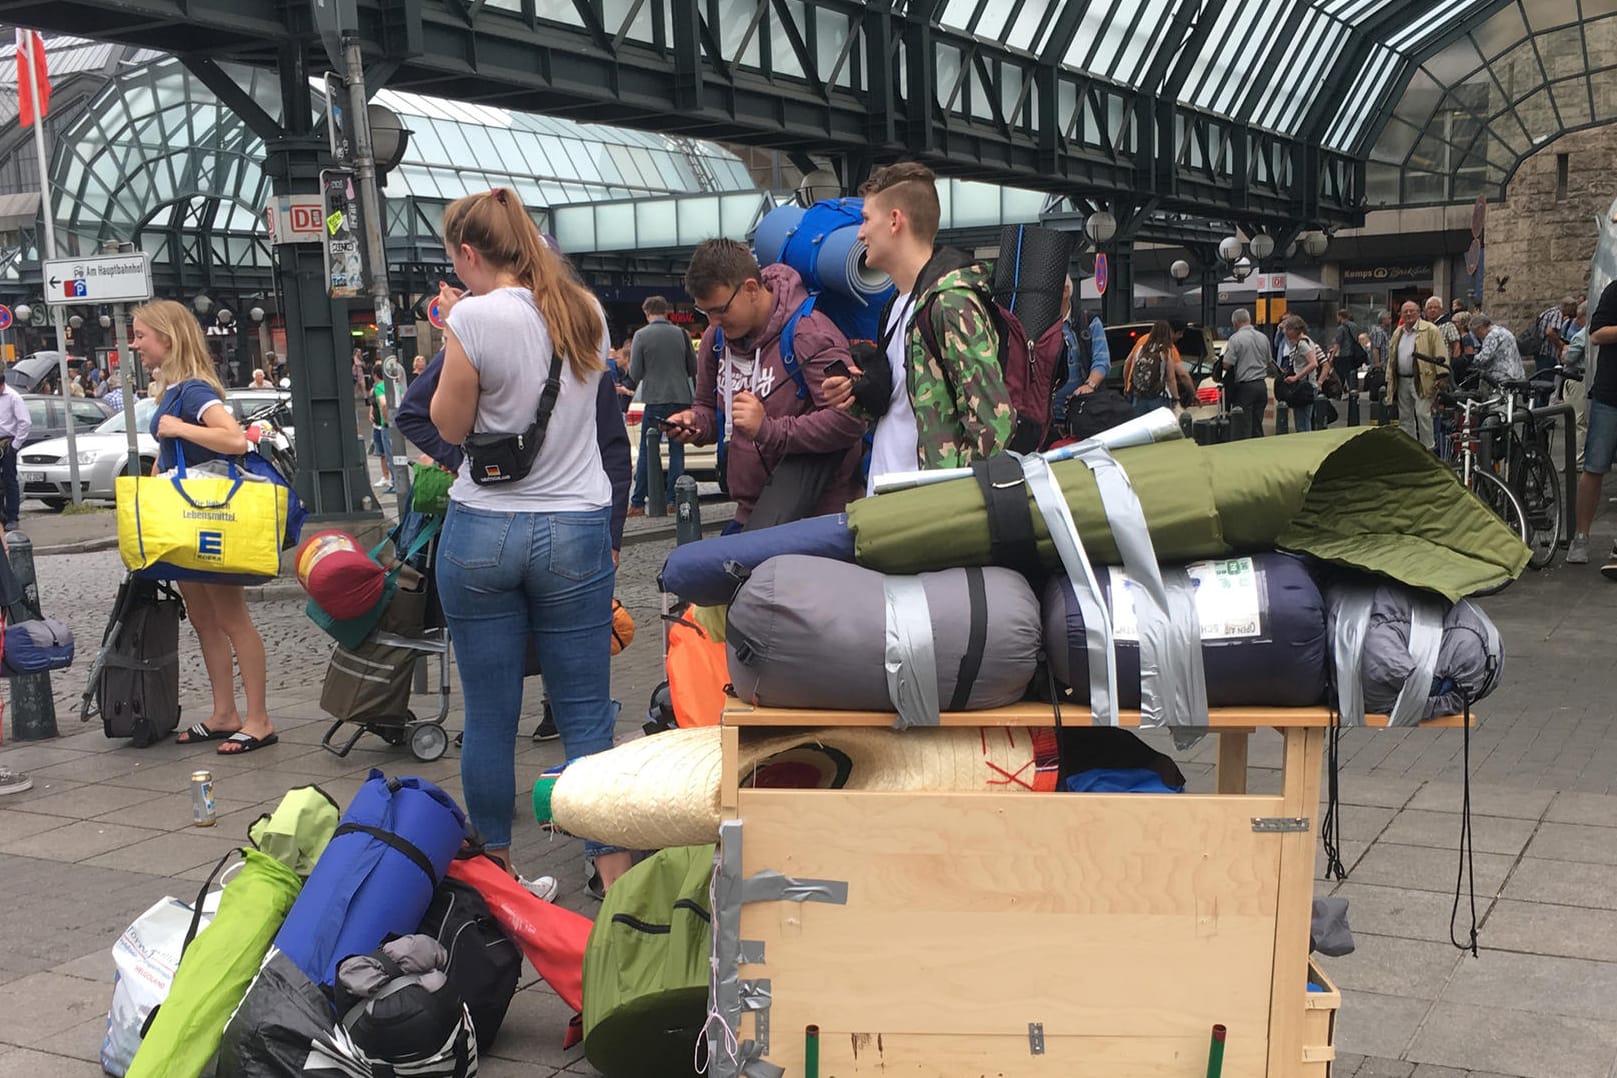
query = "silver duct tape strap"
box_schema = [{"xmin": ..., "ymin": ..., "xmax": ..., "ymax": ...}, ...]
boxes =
[
  {"xmin": 1076, "ymin": 446, "xmax": 1209, "ymax": 727},
  {"xmin": 1160, "ymin": 565, "xmax": 1212, "ymax": 729},
  {"xmin": 1331, "ymin": 586, "xmax": 1375, "ymax": 726},
  {"xmin": 711, "ymin": 822, "xmax": 747, "ymax": 1078},
  {"xmin": 883, "ymin": 575, "xmax": 941, "ymax": 730},
  {"xmin": 1019, "ymin": 454, "xmax": 1117, "ymax": 723},
  {"xmin": 1388, "ymin": 593, "xmax": 1445, "ymax": 727},
  {"xmin": 739, "ymin": 869, "xmax": 851, "ymax": 906},
  {"xmin": 711, "ymin": 822, "xmax": 850, "ymax": 1078}
]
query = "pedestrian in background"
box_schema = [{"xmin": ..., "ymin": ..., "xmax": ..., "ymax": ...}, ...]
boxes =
[
  {"xmin": 1561, "ymin": 301, "xmax": 1590, "ymax": 471},
  {"xmin": 1124, "ymin": 320, "xmax": 1187, "ymax": 419},
  {"xmin": 0, "ymin": 378, "xmax": 32, "ymax": 529},
  {"xmin": 1387, "ymin": 300, "xmax": 1447, "ymax": 447},
  {"xmin": 370, "ymin": 361, "xmax": 394, "ymax": 494},
  {"xmin": 1224, "ymin": 309, "xmax": 1271, "ymax": 438},
  {"xmin": 625, "ymin": 296, "xmax": 695, "ymax": 516},
  {"xmin": 1535, "ymin": 296, "xmax": 1578, "ymax": 407},
  {"xmin": 134, "ymin": 299, "xmax": 276, "ymax": 756},
  {"xmin": 429, "ymin": 186, "xmax": 630, "ymax": 895},
  {"xmin": 1276, "ymin": 314, "xmax": 1323, "ymax": 433}
]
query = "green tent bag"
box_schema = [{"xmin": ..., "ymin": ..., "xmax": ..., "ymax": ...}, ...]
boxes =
[
  {"xmin": 126, "ymin": 786, "xmax": 340, "ymax": 1078},
  {"xmin": 583, "ymin": 844, "xmax": 716, "ymax": 1078}
]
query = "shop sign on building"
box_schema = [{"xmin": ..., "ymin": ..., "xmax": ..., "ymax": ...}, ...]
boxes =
[{"xmin": 1341, "ymin": 263, "xmax": 1432, "ymax": 285}]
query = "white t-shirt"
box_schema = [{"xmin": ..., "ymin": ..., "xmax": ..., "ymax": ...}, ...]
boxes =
[
  {"xmin": 866, "ymin": 293, "xmax": 918, "ymax": 496},
  {"xmin": 445, "ymin": 286, "xmax": 612, "ymax": 513},
  {"xmin": 1396, "ymin": 330, "xmax": 1417, "ymax": 376}
]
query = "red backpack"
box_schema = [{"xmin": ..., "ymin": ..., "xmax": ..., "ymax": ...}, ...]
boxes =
[{"xmin": 914, "ymin": 281, "xmax": 1066, "ymax": 453}]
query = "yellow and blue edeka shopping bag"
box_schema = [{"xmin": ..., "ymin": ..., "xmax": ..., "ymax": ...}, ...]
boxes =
[{"xmin": 117, "ymin": 456, "xmax": 288, "ymax": 584}]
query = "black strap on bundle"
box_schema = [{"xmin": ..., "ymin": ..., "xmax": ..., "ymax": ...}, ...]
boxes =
[
  {"xmin": 333, "ymin": 822, "xmax": 437, "ymax": 885},
  {"xmin": 970, "ymin": 454, "xmax": 1040, "ymax": 579},
  {"xmin": 946, "ymin": 567, "xmax": 988, "ymax": 712},
  {"xmin": 1320, "ymin": 675, "xmax": 1347, "ymax": 882},
  {"xmin": 1450, "ymin": 680, "xmax": 1482, "ymax": 957}
]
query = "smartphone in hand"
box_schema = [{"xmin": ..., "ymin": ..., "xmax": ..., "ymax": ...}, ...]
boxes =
[
  {"xmin": 659, "ymin": 418, "xmax": 698, "ymax": 435},
  {"xmin": 825, "ymin": 359, "xmax": 853, "ymax": 381}
]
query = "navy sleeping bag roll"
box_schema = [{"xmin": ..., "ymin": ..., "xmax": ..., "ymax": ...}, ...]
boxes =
[
  {"xmin": 274, "ymin": 771, "xmax": 467, "ymax": 985},
  {"xmin": 658, "ymin": 512, "xmax": 856, "ymax": 606},
  {"xmin": 1042, "ymin": 553, "xmax": 1329, "ymax": 709}
]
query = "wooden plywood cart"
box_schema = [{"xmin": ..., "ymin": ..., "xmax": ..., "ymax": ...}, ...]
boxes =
[{"xmin": 714, "ymin": 704, "xmax": 1463, "ymax": 1078}]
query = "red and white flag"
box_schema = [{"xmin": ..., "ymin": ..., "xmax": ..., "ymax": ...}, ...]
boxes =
[{"xmin": 15, "ymin": 29, "xmax": 50, "ymax": 128}]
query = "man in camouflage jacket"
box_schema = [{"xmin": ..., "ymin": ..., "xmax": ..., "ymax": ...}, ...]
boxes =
[{"xmin": 824, "ymin": 161, "xmax": 1014, "ymax": 482}]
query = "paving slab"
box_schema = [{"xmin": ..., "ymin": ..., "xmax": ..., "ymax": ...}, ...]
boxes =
[
  {"xmin": 1347, "ymin": 843, "xmax": 1517, "ymax": 898},
  {"xmin": 1406, "ymin": 1001, "xmax": 1617, "ymax": 1078},
  {"xmin": 0, "ymin": 1047, "xmax": 103, "ymax": 1077},
  {"xmin": 0, "ymin": 971, "xmax": 113, "ymax": 1045},
  {"xmin": 0, "ymin": 819, "xmax": 164, "ymax": 862},
  {"xmin": 1377, "ymin": 808, "xmax": 1538, "ymax": 857},
  {"xmin": 1499, "ymin": 857, "xmax": 1617, "ymax": 910},
  {"xmin": 1333, "ymin": 989, "xmax": 1430, "ymax": 1060},
  {"xmin": 1520, "ymin": 821, "xmax": 1617, "ymax": 865},
  {"xmin": 1440, "ymin": 950, "xmax": 1617, "ymax": 1023},
  {"xmin": 1331, "ymin": 882, "xmax": 1495, "ymax": 945},
  {"xmin": 1406, "ymin": 782, "xmax": 1555, "ymax": 820},
  {"xmin": 1329, "ymin": 933, "xmax": 1463, "ymax": 999},
  {"xmin": 1544, "ymin": 791, "xmax": 1617, "ymax": 827},
  {"xmin": 1481, "ymin": 899, "xmax": 1617, "ymax": 962}
]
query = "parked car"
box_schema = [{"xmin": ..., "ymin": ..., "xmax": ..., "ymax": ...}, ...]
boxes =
[
  {"xmin": 17, "ymin": 394, "xmax": 115, "ymax": 450},
  {"xmin": 3, "ymin": 351, "xmax": 82, "ymax": 393},
  {"xmin": 20, "ymin": 398, "xmax": 158, "ymax": 510}
]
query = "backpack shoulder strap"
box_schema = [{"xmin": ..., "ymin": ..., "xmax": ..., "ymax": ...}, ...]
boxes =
[{"xmin": 777, "ymin": 295, "xmax": 817, "ymax": 401}]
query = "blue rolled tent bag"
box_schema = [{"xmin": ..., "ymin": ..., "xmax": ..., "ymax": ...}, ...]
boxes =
[
  {"xmin": 274, "ymin": 771, "xmax": 467, "ymax": 985},
  {"xmin": 658, "ymin": 513, "xmax": 857, "ymax": 607}
]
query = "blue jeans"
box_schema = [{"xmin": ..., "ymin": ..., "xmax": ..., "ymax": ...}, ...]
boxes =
[
  {"xmin": 632, "ymin": 402, "xmax": 684, "ymax": 507},
  {"xmin": 1291, "ymin": 397, "xmax": 1314, "ymax": 432},
  {"xmin": 437, "ymin": 501, "xmax": 618, "ymax": 853},
  {"xmin": 1131, "ymin": 395, "xmax": 1171, "ymax": 419}
]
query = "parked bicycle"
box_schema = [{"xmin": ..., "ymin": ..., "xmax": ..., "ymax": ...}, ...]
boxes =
[{"xmin": 1432, "ymin": 357, "xmax": 1564, "ymax": 569}]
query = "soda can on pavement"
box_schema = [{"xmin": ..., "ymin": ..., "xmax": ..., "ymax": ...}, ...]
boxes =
[{"xmin": 191, "ymin": 770, "xmax": 217, "ymax": 826}]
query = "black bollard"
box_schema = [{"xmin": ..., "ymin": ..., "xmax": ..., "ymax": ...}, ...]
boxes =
[
  {"xmin": 1228, "ymin": 406, "xmax": 1247, "ymax": 440},
  {"xmin": 6, "ymin": 532, "xmax": 58, "ymax": 741},
  {"xmin": 1275, "ymin": 401, "xmax": 1289, "ymax": 435},
  {"xmin": 1347, "ymin": 390, "xmax": 1361, "ymax": 427},
  {"xmin": 646, "ymin": 427, "xmax": 667, "ymax": 518},
  {"xmin": 673, "ymin": 475, "xmax": 702, "ymax": 546},
  {"xmin": 1179, "ymin": 413, "xmax": 1193, "ymax": 440}
]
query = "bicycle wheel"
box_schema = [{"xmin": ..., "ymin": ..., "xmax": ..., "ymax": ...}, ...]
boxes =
[
  {"xmin": 1516, "ymin": 448, "xmax": 1563, "ymax": 569},
  {"xmin": 1470, "ymin": 469, "xmax": 1529, "ymax": 546}
]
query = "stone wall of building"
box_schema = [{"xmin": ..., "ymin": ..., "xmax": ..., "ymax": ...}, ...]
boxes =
[{"xmin": 1484, "ymin": 123, "xmax": 1617, "ymax": 329}]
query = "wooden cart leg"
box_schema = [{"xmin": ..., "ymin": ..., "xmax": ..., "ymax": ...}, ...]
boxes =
[
  {"xmin": 1266, "ymin": 725, "xmax": 1326, "ymax": 1078},
  {"xmin": 1216, "ymin": 728, "xmax": 1251, "ymax": 794}
]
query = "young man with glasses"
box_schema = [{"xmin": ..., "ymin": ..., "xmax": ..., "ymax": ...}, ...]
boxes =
[{"xmin": 661, "ymin": 239, "xmax": 866, "ymax": 531}]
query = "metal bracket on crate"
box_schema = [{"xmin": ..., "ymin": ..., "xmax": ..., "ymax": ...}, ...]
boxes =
[
  {"xmin": 1252, "ymin": 816, "xmax": 1311, "ymax": 833},
  {"xmin": 1028, "ymin": 1022, "xmax": 1046, "ymax": 1055},
  {"xmin": 712, "ymin": 820, "xmax": 849, "ymax": 1078}
]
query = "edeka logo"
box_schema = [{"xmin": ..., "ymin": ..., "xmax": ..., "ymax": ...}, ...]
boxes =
[{"xmin": 197, "ymin": 530, "xmax": 225, "ymax": 561}]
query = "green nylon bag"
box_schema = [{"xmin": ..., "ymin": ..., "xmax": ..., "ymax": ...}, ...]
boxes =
[
  {"xmin": 126, "ymin": 786, "xmax": 341, "ymax": 1078},
  {"xmin": 583, "ymin": 844, "xmax": 716, "ymax": 1078},
  {"xmin": 411, "ymin": 462, "xmax": 453, "ymax": 515}
]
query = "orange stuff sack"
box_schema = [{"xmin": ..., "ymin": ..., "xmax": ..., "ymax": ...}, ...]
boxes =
[
  {"xmin": 296, "ymin": 530, "xmax": 385, "ymax": 621},
  {"xmin": 610, "ymin": 598, "xmax": 635, "ymax": 656},
  {"xmin": 666, "ymin": 610, "xmax": 728, "ymax": 728}
]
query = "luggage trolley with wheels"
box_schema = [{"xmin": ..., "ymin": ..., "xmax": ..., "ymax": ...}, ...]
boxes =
[{"xmin": 313, "ymin": 515, "xmax": 454, "ymax": 762}]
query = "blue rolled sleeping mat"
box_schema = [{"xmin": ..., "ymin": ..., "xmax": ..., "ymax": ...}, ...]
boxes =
[
  {"xmin": 1042, "ymin": 552, "xmax": 1329, "ymax": 709},
  {"xmin": 658, "ymin": 513, "xmax": 856, "ymax": 607},
  {"xmin": 273, "ymin": 771, "xmax": 467, "ymax": 985}
]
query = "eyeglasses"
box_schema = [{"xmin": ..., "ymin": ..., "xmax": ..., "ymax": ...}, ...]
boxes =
[{"xmin": 694, "ymin": 281, "xmax": 745, "ymax": 319}]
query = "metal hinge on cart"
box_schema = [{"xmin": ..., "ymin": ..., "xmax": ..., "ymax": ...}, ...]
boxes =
[{"xmin": 1252, "ymin": 816, "xmax": 1311, "ymax": 833}]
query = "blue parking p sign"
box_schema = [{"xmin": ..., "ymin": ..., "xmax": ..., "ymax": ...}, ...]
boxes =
[{"xmin": 197, "ymin": 531, "xmax": 224, "ymax": 559}]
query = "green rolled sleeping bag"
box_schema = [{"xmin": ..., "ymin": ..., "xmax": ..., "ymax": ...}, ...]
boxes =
[{"xmin": 846, "ymin": 427, "xmax": 1530, "ymax": 603}]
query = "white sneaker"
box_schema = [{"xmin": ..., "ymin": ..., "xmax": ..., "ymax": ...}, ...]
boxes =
[
  {"xmin": 1567, "ymin": 535, "xmax": 1590, "ymax": 564},
  {"xmin": 0, "ymin": 766, "xmax": 33, "ymax": 796},
  {"xmin": 519, "ymin": 874, "xmax": 560, "ymax": 902}
]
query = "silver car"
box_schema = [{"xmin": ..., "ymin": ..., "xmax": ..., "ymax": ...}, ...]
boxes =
[{"xmin": 21, "ymin": 399, "xmax": 159, "ymax": 509}]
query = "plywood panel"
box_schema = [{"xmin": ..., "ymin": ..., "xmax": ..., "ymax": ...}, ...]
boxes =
[
  {"xmin": 732, "ymin": 788, "xmax": 1283, "ymax": 1076},
  {"xmin": 724, "ymin": 702, "xmax": 1468, "ymax": 729},
  {"xmin": 748, "ymin": 1029, "xmax": 1224, "ymax": 1077}
]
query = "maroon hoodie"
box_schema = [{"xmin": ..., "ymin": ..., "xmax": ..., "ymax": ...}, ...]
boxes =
[{"xmin": 688, "ymin": 264, "xmax": 867, "ymax": 525}]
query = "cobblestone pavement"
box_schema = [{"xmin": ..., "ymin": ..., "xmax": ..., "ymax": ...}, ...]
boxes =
[{"xmin": 2, "ymin": 476, "xmax": 1616, "ymax": 1077}]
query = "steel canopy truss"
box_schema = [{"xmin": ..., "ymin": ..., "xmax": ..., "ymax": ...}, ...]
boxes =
[{"xmin": 0, "ymin": 0, "xmax": 1365, "ymax": 228}]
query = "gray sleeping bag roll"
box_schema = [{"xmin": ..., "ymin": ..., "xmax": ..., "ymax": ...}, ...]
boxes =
[
  {"xmin": 1325, "ymin": 578, "xmax": 1504, "ymax": 722},
  {"xmin": 726, "ymin": 554, "xmax": 1041, "ymax": 718}
]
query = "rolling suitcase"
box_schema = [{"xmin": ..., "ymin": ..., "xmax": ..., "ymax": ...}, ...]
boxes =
[{"xmin": 92, "ymin": 577, "xmax": 184, "ymax": 747}]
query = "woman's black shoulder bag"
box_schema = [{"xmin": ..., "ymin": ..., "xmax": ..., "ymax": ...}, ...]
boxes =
[{"xmin": 463, "ymin": 351, "xmax": 564, "ymax": 485}]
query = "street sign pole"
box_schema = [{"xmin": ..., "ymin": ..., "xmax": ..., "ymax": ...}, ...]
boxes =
[
  {"xmin": 343, "ymin": 37, "xmax": 410, "ymax": 522},
  {"xmin": 112, "ymin": 304, "xmax": 140, "ymax": 478}
]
